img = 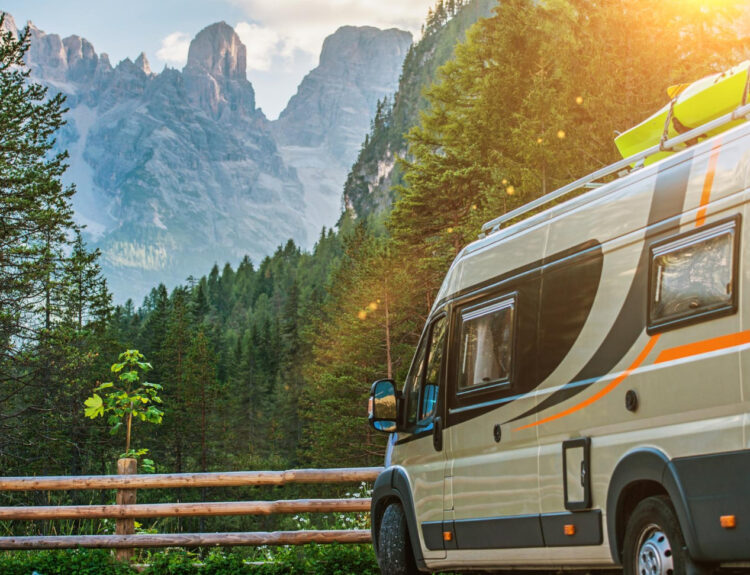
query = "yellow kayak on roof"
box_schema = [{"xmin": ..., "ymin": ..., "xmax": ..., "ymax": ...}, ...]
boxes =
[{"xmin": 615, "ymin": 61, "xmax": 750, "ymax": 165}]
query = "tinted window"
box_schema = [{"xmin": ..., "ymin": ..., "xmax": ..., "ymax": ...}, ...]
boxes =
[
  {"xmin": 403, "ymin": 339, "xmax": 427, "ymax": 427},
  {"xmin": 421, "ymin": 316, "xmax": 447, "ymax": 420},
  {"xmin": 458, "ymin": 297, "xmax": 515, "ymax": 391},
  {"xmin": 649, "ymin": 218, "xmax": 739, "ymax": 332}
]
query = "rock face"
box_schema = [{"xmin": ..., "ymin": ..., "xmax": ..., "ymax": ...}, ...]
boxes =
[
  {"xmin": 274, "ymin": 26, "xmax": 412, "ymax": 167},
  {"xmin": 14, "ymin": 17, "xmax": 411, "ymax": 302},
  {"xmin": 272, "ymin": 26, "xmax": 412, "ymax": 242},
  {"xmin": 1, "ymin": 12, "xmax": 18, "ymax": 37}
]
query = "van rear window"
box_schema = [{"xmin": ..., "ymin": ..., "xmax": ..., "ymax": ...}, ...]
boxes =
[
  {"xmin": 649, "ymin": 218, "xmax": 739, "ymax": 333},
  {"xmin": 458, "ymin": 296, "xmax": 515, "ymax": 392}
]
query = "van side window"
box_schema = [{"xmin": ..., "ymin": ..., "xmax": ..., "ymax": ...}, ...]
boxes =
[
  {"xmin": 403, "ymin": 315, "xmax": 447, "ymax": 430},
  {"xmin": 649, "ymin": 217, "xmax": 739, "ymax": 333},
  {"xmin": 403, "ymin": 340, "xmax": 427, "ymax": 427},
  {"xmin": 458, "ymin": 296, "xmax": 515, "ymax": 392},
  {"xmin": 421, "ymin": 316, "xmax": 447, "ymax": 420}
]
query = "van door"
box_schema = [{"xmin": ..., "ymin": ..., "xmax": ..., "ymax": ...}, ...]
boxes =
[
  {"xmin": 396, "ymin": 314, "xmax": 449, "ymax": 560},
  {"xmin": 443, "ymin": 293, "xmax": 542, "ymax": 551}
]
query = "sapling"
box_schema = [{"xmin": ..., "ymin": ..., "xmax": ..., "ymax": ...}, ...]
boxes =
[{"xmin": 84, "ymin": 350, "xmax": 164, "ymax": 471}]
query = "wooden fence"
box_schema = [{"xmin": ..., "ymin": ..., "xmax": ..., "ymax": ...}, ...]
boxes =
[{"xmin": 0, "ymin": 462, "xmax": 382, "ymax": 560}]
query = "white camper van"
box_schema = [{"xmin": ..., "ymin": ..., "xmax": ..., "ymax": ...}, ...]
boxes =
[{"xmin": 368, "ymin": 69, "xmax": 750, "ymax": 575}]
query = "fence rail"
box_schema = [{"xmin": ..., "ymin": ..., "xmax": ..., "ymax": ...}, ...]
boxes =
[
  {"xmin": 0, "ymin": 467, "xmax": 381, "ymax": 491},
  {"xmin": 0, "ymin": 531, "xmax": 373, "ymax": 550},
  {"xmin": 0, "ymin": 498, "xmax": 371, "ymax": 520},
  {"xmin": 0, "ymin": 465, "xmax": 383, "ymax": 557}
]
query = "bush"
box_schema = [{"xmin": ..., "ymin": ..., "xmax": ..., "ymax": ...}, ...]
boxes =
[
  {"xmin": 142, "ymin": 545, "xmax": 380, "ymax": 575},
  {"xmin": 0, "ymin": 549, "xmax": 136, "ymax": 575},
  {"xmin": 0, "ymin": 546, "xmax": 381, "ymax": 575}
]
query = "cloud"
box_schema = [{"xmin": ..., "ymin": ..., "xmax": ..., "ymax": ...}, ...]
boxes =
[
  {"xmin": 156, "ymin": 31, "xmax": 191, "ymax": 67},
  {"xmin": 228, "ymin": 0, "xmax": 432, "ymax": 58},
  {"xmin": 234, "ymin": 22, "xmax": 283, "ymax": 71}
]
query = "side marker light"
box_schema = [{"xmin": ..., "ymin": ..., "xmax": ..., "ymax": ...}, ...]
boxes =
[
  {"xmin": 564, "ymin": 524, "xmax": 576, "ymax": 536},
  {"xmin": 443, "ymin": 531, "xmax": 453, "ymax": 542},
  {"xmin": 720, "ymin": 515, "xmax": 736, "ymax": 529}
]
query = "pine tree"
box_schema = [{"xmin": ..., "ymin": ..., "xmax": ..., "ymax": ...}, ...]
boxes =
[
  {"xmin": 185, "ymin": 330, "xmax": 218, "ymax": 473},
  {"xmin": 160, "ymin": 288, "xmax": 192, "ymax": 472},
  {"xmin": 0, "ymin": 17, "xmax": 96, "ymax": 469}
]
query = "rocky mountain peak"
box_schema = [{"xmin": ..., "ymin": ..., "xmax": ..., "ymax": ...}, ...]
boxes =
[
  {"xmin": 274, "ymin": 25, "xmax": 412, "ymax": 167},
  {"xmin": 134, "ymin": 52, "xmax": 152, "ymax": 75},
  {"xmin": 185, "ymin": 21, "xmax": 246, "ymax": 80},
  {"xmin": 27, "ymin": 23, "xmax": 68, "ymax": 75},
  {"xmin": 318, "ymin": 26, "xmax": 412, "ymax": 72},
  {"xmin": 0, "ymin": 12, "xmax": 18, "ymax": 38}
]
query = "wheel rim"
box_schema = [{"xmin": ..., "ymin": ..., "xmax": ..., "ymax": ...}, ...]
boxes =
[{"xmin": 636, "ymin": 523, "xmax": 674, "ymax": 575}]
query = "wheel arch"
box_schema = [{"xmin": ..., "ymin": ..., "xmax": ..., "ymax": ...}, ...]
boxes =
[
  {"xmin": 371, "ymin": 466, "xmax": 426, "ymax": 570},
  {"xmin": 606, "ymin": 447, "xmax": 699, "ymax": 564}
]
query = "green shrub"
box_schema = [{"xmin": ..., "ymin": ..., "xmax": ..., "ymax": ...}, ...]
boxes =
[
  {"xmin": 0, "ymin": 549, "xmax": 136, "ymax": 575},
  {"xmin": 0, "ymin": 545, "xmax": 432, "ymax": 575},
  {"xmin": 142, "ymin": 545, "xmax": 379, "ymax": 575}
]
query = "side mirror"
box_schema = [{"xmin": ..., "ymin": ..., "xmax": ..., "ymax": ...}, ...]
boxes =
[{"xmin": 368, "ymin": 379, "xmax": 400, "ymax": 433}]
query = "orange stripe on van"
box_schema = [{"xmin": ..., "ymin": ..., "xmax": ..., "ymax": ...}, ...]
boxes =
[
  {"xmin": 695, "ymin": 140, "xmax": 721, "ymax": 227},
  {"xmin": 514, "ymin": 335, "xmax": 661, "ymax": 431},
  {"xmin": 655, "ymin": 330, "xmax": 750, "ymax": 364}
]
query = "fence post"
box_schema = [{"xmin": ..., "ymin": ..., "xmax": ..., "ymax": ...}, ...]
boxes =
[{"xmin": 115, "ymin": 458, "xmax": 137, "ymax": 562}]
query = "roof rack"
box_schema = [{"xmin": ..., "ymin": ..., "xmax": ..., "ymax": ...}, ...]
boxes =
[{"xmin": 481, "ymin": 101, "xmax": 750, "ymax": 236}]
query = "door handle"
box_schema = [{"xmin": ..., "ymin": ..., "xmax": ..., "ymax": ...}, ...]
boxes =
[{"xmin": 433, "ymin": 416, "xmax": 443, "ymax": 452}]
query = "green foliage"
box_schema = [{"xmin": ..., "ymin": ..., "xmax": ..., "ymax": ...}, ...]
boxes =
[
  {"xmin": 0, "ymin": 547, "xmax": 459, "ymax": 574},
  {"xmin": 142, "ymin": 546, "xmax": 380, "ymax": 575},
  {"xmin": 0, "ymin": 547, "xmax": 381, "ymax": 575},
  {"xmin": 84, "ymin": 349, "xmax": 164, "ymax": 458},
  {"xmin": 0, "ymin": 550, "xmax": 136, "ymax": 575}
]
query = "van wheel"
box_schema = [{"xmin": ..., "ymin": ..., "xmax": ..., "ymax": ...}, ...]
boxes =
[
  {"xmin": 623, "ymin": 496, "xmax": 710, "ymax": 575},
  {"xmin": 377, "ymin": 502, "xmax": 419, "ymax": 575}
]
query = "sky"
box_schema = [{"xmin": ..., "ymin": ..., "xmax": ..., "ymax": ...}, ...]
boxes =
[{"xmin": 2, "ymin": 0, "xmax": 435, "ymax": 118}]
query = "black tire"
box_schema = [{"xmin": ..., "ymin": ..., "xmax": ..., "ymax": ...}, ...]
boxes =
[
  {"xmin": 622, "ymin": 495, "xmax": 711, "ymax": 575},
  {"xmin": 377, "ymin": 502, "xmax": 419, "ymax": 575}
]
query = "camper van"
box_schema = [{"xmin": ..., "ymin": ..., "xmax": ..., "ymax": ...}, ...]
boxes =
[{"xmin": 368, "ymin": 72, "xmax": 750, "ymax": 574}]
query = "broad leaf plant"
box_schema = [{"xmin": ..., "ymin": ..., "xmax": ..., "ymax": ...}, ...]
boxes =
[{"xmin": 85, "ymin": 350, "xmax": 163, "ymax": 472}]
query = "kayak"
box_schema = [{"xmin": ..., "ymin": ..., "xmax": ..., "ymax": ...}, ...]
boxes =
[{"xmin": 615, "ymin": 61, "xmax": 750, "ymax": 165}]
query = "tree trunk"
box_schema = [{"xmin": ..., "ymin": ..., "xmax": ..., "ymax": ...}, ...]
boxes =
[
  {"xmin": 384, "ymin": 277, "xmax": 392, "ymax": 380},
  {"xmin": 125, "ymin": 411, "xmax": 132, "ymax": 455}
]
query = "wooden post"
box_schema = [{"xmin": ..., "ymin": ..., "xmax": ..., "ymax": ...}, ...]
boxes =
[{"xmin": 115, "ymin": 458, "xmax": 137, "ymax": 562}]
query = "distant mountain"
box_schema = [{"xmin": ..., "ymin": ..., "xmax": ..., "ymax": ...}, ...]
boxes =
[
  {"xmin": 3, "ymin": 13, "xmax": 410, "ymax": 301},
  {"xmin": 342, "ymin": 0, "xmax": 496, "ymax": 220},
  {"xmin": 272, "ymin": 26, "xmax": 412, "ymax": 237},
  {"xmin": 275, "ymin": 26, "xmax": 412, "ymax": 166}
]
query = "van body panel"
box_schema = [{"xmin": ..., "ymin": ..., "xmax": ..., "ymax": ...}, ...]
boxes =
[{"xmin": 393, "ymin": 436, "xmax": 447, "ymax": 560}]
